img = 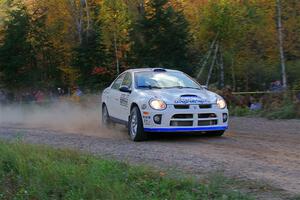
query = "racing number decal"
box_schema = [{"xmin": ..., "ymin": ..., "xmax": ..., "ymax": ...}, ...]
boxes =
[{"xmin": 120, "ymin": 94, "xmax": 129, "ymax": 107}]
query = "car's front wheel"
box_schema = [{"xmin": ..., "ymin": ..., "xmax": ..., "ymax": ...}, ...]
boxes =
[
  {"xmin": 102, "ymin": 104, "xmax": 112, "ymax": 127},
  {"xmin": 128, "ymin": 106, "xmax": 147, "ymax": 141}
]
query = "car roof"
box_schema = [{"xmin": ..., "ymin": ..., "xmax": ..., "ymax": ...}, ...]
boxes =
[{"xmin": 124, "ymin": 68, "xmax": 180, "ymax": 73}]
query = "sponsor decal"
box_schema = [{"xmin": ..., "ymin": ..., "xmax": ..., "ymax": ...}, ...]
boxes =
[
  {"xmin": 120, "ymin": 94, "xmax": 129, "ymax": 107},
  {"xmin": 174, "ymin": 97, "xmax": 209, "ymax": 105},
  {"xmin": 143, "ymin": 115, "xmax": 151, "ymax": 125}
]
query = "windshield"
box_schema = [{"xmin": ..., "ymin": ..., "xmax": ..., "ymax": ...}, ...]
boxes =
[{"xmin": 134, "ymin": 71, "xmax": 202, "ymax": 90}]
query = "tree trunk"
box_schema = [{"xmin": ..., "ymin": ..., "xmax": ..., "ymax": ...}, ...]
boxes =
[
  {"xmin": 231, "ymin": 57, "xmax": 236, "ymax": 91},
  {"xmin": 114, "ymin": 32, "xmax": 120, "ymax": 75},
  {"xmin": 276, "ymin": 0, "xmax": 287, "ymax": 88},
  {"xmin": 196, "ymin": 33, "xmax": 219, "ymax": 81},
  {"xmin": 219, "ymin": 47, "xmax": 225, "ymax": 88},
  {"xmin": 206, "ymin": 42, "xmax": 219, "ymax": 87},
  {"xmin": 84, "ymin": 0, "xmax": 91, "ymax": 38},
  {"xmin": 69, "ymin": 0, "xmax": 83, "ymax": 44}
]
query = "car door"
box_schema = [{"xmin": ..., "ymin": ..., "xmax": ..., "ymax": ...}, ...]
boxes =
[
  {"xmin": 119, "ymin": 72, "xmax": 132, "ymax": 121},
  {"xmin": 106, "ymin": 73, "xmax": 125, "ymax": 119}
]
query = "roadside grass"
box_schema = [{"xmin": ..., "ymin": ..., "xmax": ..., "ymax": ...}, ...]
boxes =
[
  {"xmin": 229, "ymin": 103, "xmax": 300, "ymax": 119},
  {"xmin": 229, "ymin": 106, "xmax": 260, "ymax": 117},
  {"xmin": 260, "ymin": 103, "xmax": 299, "ymax": 119},
  {"xmin": 293, "ymin": 196, "xmax": 300, "ymax": 200},
  {"xmin": 0, "ymin": 141, "xmax": 254, "ymax": 200}
]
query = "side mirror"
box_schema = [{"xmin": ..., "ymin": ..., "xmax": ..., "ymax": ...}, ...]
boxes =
[{"xmin": 119, "ymin": 85, "xmax": 131, "ymax": 93}]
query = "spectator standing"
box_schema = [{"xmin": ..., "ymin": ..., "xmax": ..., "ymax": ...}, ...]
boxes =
[
  {"xmin": 72, "ymin": 86, "xmax": 83, "ymax": 102},
  {"xmin": 35, "ymin": 90, "xmax": 45, "ymax": 104},
  {"xmin": 0, "ymin": 90, "xmax": 6, "ymax": 104}
]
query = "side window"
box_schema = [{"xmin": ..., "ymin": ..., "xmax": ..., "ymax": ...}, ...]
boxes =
[
  {"xmin": 122, "ymin": 73, "xmax": 132, "ymax": 88},
  {"xmin": 112, "ymin": 74, "xmax": 125, "ymax": 90}
]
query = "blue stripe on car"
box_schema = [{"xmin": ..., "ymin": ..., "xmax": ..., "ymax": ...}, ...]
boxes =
[{"xmin": 144, "ymin": 126, "xmax": 228, "ymax": 132}]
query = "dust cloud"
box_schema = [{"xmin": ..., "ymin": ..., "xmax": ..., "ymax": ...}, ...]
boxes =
[{"xmin": 0, "ymin": 99, "xmax": 127, "ymax": 139}]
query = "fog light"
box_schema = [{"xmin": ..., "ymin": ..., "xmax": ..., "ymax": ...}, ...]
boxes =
[
  {"xmin": 223, "ymin": 113, "xmax": 228, "ymax": 122},
  {"xmin": 153, "ymin": 115, "xmax": 162, "ymax": 124}
]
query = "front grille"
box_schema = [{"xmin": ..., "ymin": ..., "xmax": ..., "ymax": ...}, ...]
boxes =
[
  {"xmin": 198, "ymin": 113, "xmax": 217, "ymax": 118},
  {"xmin": 170, "ymin": 114, "xmax": 193, "ymax": 126},
  {"xmin": 199, "ymin": 104, "xmax": 212, "ymax": 109},
  {"xmin": 174, "ymin": 105, "xmax": 189, "ymax": 109},
  {"xmin": 170, "ymin": 121, "xmax": 193, "ymax": 126},
  {"xmin": 172, "ymin": 114, "xmax": 193, "ymax": 119},
  {"xmin": 169, "ymin": 110, "xmax": 218, "ymax": 127},
  {"xmin": 198, "ymin": 120, "xmax": 218, "ymax": 126}
]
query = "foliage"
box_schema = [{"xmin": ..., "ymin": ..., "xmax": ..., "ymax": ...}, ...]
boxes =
[
  {"xmin": 261, "ymin": 103, "xmax": 298, "ymax": 119},
  {"xmin": 100, "ymin": 0, "xmax": 131, "ymax": 74},
  {"xmin": 71, "ymin": 1, "xmax": 108, "ymax": 90},
  {"xmin": 0, "ymin": 141, "xmax": 254, "ymax": 199},
  {"xmin": 0, "ymin": 4, "xmax": 33, "ymax": 90},
  {"xmin": 229, "ymin": 106, "xmax": 259, "ymax": 117},
  {"xmin": 261, "ymin": 96, "xmax": 300, "ymax": 119},
  {"xmin": 230, "ymin": 94, "xmax": 300, "ymax": 119},
  {"xmin": 0, "ymin": 1, "xmax": 67, "ymax": 90},
  {"xmin": 131, "ymin": 0, "xmax": 189, "ymax": 70},
  {"xmin": 0, "ymin": 0, "xmax": 300, "ymax": 92}
]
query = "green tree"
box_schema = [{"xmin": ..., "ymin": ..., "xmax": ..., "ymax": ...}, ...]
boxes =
[
  {"xmin": 0, "ymin": 4, "xmax": 34, "ymax": 90},
  {"xmin": 100, "ymin": 0, "xmax": 131, "ymax": 75},
  {"xmin": 72, "ymin": 2, "xmax": 107, "ymax": 90},
  {"xmin": 192, "ymin": 1, "xmax": 279, "ymax": 91},
  {"xmin": 132, "ymin": 0, "xmax": 189, "ymax": 70},
  {"xmin": 28, "ymin": 5, "xmax": 65, "ymax": 89}
]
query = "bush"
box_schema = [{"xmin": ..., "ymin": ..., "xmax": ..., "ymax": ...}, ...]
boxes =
[
  {"xmin": 229, "ymin": 106, "xmax": 259, "ymax": 117},
  {"xmin": 230, "ymin": 104, "xmax": 300, "ymax": 119},
  {"xmin": 229, "ymin": 92, "xmax": 300, "ymax": 119},
  {"xmin": 261, "ymin": 103, "xmax": 299, "ymax": 119}
]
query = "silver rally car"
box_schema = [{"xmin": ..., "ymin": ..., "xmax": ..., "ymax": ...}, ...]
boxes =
[{"xmin": 101, "ymin": 68, "xmax": 228, "ymax": 141}]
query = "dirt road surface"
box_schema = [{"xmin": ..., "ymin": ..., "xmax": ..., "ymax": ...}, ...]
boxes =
[{"xmin": 0, "ymin": 117, "xmax": 299, "ymax": 199}]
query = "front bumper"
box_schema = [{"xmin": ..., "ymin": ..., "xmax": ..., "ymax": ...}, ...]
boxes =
[
  {"xmin": 142, "ymin": 104, "xmax": 228, "ymax": 133},
  {"xmin": 144, "ymin": 126, "xmax": 228, "ymax": 132}
]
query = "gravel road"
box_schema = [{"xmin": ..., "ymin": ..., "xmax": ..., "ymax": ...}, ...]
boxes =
[{"xmin": 0, "ymin": 117, "xmax": 299, "ymax": 199}]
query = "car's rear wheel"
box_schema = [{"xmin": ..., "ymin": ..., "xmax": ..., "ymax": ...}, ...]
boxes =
[
  {"xmin": 128, "ymin": 106, "xmax": 147, "ymax": 141},
  {"xmin": 102, "ymin": 104, "xmax": 112, "ymax": 127}
]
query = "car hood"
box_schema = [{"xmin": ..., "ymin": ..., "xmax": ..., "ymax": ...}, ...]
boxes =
[{"xmin": 139, "ymin": 88, "xmax": 219, "ymax": 105}]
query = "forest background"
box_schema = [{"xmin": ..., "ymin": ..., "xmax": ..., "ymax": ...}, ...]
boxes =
[{"xmin": 0, "ymin": 0, "xmax": 299, "ymax": 93}]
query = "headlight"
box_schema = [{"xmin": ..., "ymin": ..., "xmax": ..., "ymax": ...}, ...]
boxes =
[
  {"xmin": 217, "ymin": 98, "xmax": 226, "ymax": 109},
  {"xmin": 149, "ymin": 99, "xmax": 167, "ymax": 110}
]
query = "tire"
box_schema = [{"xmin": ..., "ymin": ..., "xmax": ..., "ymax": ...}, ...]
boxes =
[
  {"xmin": 102, "ymin": 104, "xmax": 112, "ymax": 128},
  {"xmin": 207, "ymin": 130, "xmax": 225, "ymax": 137},
  {"xmin": 128, "ymin": 106, "xmax": 147, "ymax": 141}
]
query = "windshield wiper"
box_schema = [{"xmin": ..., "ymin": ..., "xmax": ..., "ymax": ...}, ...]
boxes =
[{"xmin": 137, "ymin": 85, "xmax": 162, "ymax": 89}]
